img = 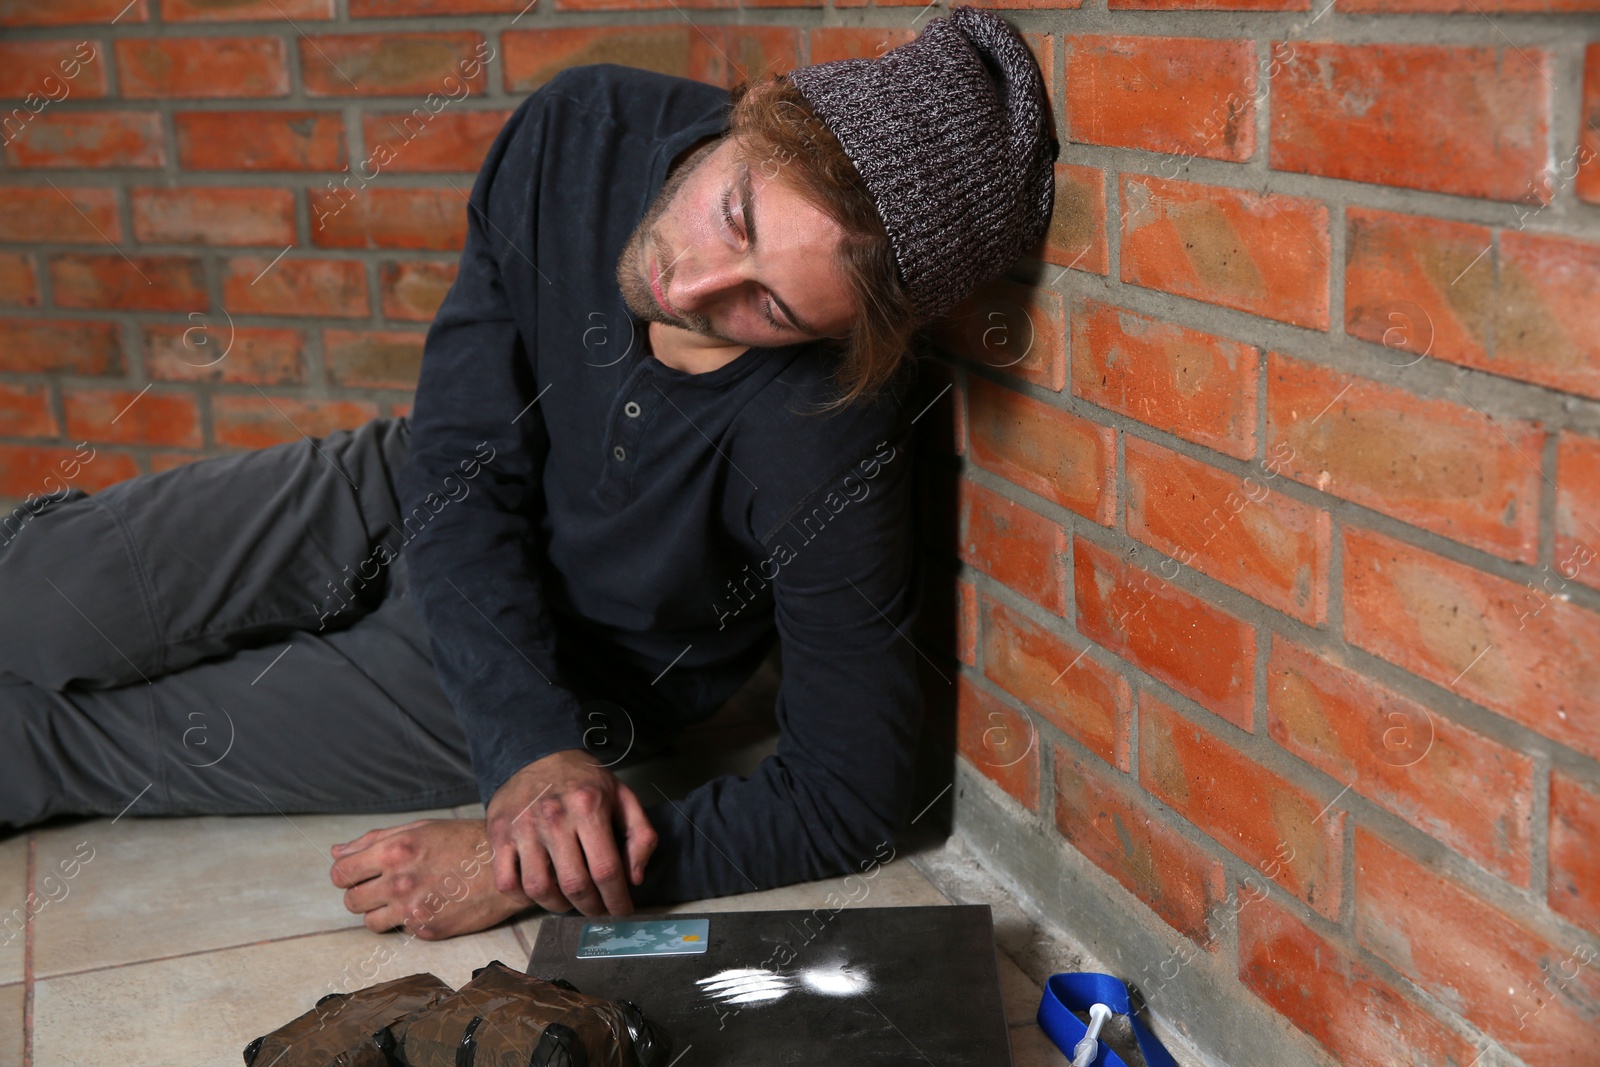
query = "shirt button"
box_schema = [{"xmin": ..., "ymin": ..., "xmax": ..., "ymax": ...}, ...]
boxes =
[
  {"xmin": 613, "ymin": 445, "xmax": 627, "ymax": 461},
  {"xmin": 624, "ymin": 401, "xmax": 642, "ymax": 418}
]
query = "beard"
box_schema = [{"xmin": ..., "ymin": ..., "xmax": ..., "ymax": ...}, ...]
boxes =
[{"xmin": 614, "ymin": 136, "xmax": 731, "ymax": 341}]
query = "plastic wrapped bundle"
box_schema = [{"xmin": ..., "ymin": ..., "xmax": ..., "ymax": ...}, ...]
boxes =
[
  {"xmin": 241, "ymin": 972, "xmax": 455, "ymax": 1066},
  {"xmin": 390, "ymin": 959, "xmax": 670, "ymax": 1067}
]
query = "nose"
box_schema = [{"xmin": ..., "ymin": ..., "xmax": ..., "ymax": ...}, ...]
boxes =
[{"xmin": 662, "ymin": 244, "xmax": 748, "ymax": 316}]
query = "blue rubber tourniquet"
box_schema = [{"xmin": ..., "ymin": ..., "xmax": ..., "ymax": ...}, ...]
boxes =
[{"xmin": 1036, "ymin": 973, "xmax": 1179, "ymax": 1067}]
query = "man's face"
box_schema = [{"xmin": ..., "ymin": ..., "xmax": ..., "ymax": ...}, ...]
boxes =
[{"xmin": 616, "ymin": 136, "xmax": 856, "ymax": 348}]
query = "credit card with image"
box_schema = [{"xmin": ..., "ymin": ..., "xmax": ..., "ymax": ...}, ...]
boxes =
[{"xmin": 577, "ymin": 918, "xmax": 711, "ymax": 959}]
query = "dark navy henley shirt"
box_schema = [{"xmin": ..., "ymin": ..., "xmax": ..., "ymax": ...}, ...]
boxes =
[{"xmin": 396, "ymin": 63, "xmax": 925, "ymax": 905}]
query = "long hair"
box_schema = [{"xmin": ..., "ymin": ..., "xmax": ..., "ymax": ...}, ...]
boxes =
[{"xmin": 726, "ymin": 73, "xmax": 925, "ymax": 410}]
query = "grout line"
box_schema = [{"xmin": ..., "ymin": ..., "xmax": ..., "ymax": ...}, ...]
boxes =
[
  {"xmin": 23, "ymin": 833, "xmax": 35, "ymax": 1067},
  {"xmin": 29, "ymin": 923, "xmax": 379, "ymax": 985}
]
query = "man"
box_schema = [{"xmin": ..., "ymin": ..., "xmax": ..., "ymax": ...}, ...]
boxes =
[{"xmin": 0, "ymin": 6, "xmax": 1055, "ymax": 940}]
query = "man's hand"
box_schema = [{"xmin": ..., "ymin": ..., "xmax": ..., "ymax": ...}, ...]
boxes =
[{"xmin": 485, "ymin": 749, "xmax": 658, "ymax": 917}]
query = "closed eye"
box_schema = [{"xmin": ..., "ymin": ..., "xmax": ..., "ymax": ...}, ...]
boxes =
[{"xmin": 720, "ymin": 188, "xmax": 787, "ymax": 333}]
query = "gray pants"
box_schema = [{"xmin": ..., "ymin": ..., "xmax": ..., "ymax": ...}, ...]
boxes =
[{"xmin": 0, "ymin": 417, "xmax": 624, "ymax": 828}]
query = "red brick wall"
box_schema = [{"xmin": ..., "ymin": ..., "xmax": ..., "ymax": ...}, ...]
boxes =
[
  {"xmin": 905, "ymin": 5, "xmax": 1600, "ymax": 1067},
  {"xmin": 3, "ymin": 2, "xmax": 1599, "ymax": 1064}
]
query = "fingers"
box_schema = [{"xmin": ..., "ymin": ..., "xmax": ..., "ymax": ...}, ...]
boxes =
[
  {"xmin": 576, "ymin": 817, "xmax": 633, "ymax": 916},
  {"xmin": 516, "ymin": 836, "xmax": 575, "ymax": 915},
  {"xmin": 329, "ymin": 847, "xmax": 385, "ymax": 889},
  {"xmin": 542, "ymin": 826, "xmax": 604, "ymax": 916},
  {"xmin": 342, "ymin": 875, "xmax": 391, "ymax": 916},
  {"xmin": 488, "ymin": 816, "xmax": 521, "ymax": 897},
  {"xmin": 615, "ymin": 784, "xmax": 659, "ymax": 887},
  {"xmin": 360, "ymin": 903, "xmax": 406, "ymax": 935},
  {"xmin": 332, "ymin": 819, "xmax": 428, "ymax": 857}
]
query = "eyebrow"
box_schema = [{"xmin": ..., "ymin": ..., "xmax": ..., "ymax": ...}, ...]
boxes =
[{"xmin": 738, "ymin": 161, "xmax": 821, "ymax": 337}]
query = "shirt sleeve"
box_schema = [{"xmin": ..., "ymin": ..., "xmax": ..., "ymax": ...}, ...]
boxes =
[
  {"xmin": 633, "ymin": 428, "xmax": 925, "ymax": 903},
  {"xmin": 396, "ymin": 91, "xmax": 589, "ymax": 807}
]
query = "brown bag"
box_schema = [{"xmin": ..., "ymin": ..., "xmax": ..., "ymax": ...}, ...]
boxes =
[
  {"xmin": 389, "ymin": 959, "xmax": 669, "ymax": 1067},
  {"xmin": 242, "ymin": 972, "xmax": 455, "ymax": 1066}
]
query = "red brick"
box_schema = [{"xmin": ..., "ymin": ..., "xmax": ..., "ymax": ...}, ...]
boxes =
[
  {"xmin": 0, "ymin": 318, "xmax": 122, "ymax": 375},
  {"xmin": 689, "ymin": 25, "xmax": 803, "ymax": 90},
  {"xmin": 0, "ymin": 443, "xmax": 138, "ymax": 498},
  {"xmin": 1266, "ymin": 351, "xmax": 1543, "ymax": 563},
  {"xmin": 223, "ymin": 256, "xmax": 369, "ymax": 319},
  {"xmin": 144, "ymin": 324, "xmax": 304, "ymax": 385},
  {"xmin": 1581, "ymin": 44, "xmax": 1600, "ymax": 205},
  {"xmin": 0, "ymin": 186, "xmax": 121, "ymax": 244},
  {"xmin": 1022, "ymin": 34, "xmax": 1056, "ymax": 124},
  {"xmin": 1555, "ymin": 431, "xmax": 1600, "ymax": 594},
  {"xmin": 50, "ymin": 254, "xmax": 205, "ymax": 313},
  {"xmin": 1549, "ymin": 770, "xmax": 1600, "ymax": 931},
  {"xmin": 1126, "ymin": 436, "xmax": 1330, "ymax": 625},
  {"xmin": 324, "ymin": 329, "xmax": 424, "ymax": 389},
  {"xmin": 1054, "ymin": 744, "xmax": 1225, "ymax": 943},
  {"xmin": 0, "ymin": 0, "xmax": 146, "ymax": 25},
  {"xmin": 175, "ymin": 110, "xmax": 346, "ymax": 171},
  {"xmin": 1495, "ymin": 230, "xmax": 1600, "ymax": 400},
  {"xmin": 212, "ymin": 395, "xmax": 380, "ymax": 450},
  {"xmin": 966, "ymin": 376, "xmax": 1115, "ymax": 525},
  {"xmin": 311, "ymin": 187, "xmax": 466, "ymax": 252},
  {"xmin": 1336, "ymin": 0, "xmax": 1600, "ymax": 15},
  {"xmin": 1111, "ymin": 0, "xmax": 1304, "ymax": 6},
  {"xmin": 956, "ymin": 578, "xmax": 977, "ymax": 666},
  {"xmin": 1268, "ymin": 639, "xmax": 1534, "ymax": 885},
  {"xmin": 960, "ymin": 479, "xmax": 1069, "ymax": 616},
  {"xmin": 945, "ymin": 0, "xmax": 1086, "ymax": 6},
  {"xmin": 1347, "ymin": 212, "xmax": 1600, "ymax": 401},
  {"xmin": 380, "ymin": 261, "xmax": 456, "ymax": 322},
  {"xmin": 1121, "ymin": 176, "xmax": 1329, "ymax": 330},
  {"xmin": 352, "ymin": 0, "xmax": 529, "ymax": 11},
  {"xmin": 1035, "ymin": 164, "xmax": 1107, "ymax": 276},
  {"xmin": 956, "ymin": 674, "xmax": 1040, "ymax": 810},
  {"xmin": 503, "ymin": 27, "xmax": 693, "ymax": 92},
  {"xmin": 555, "ymin": 0, "xmax": 734, "ymax": 8},
  {"xmin": 1064, "ymin": 36, "xmax": 1255, "ymax": 161},
  {"xmin": 361, "ymin": 109, "xmax": 511, "ymax": 173},
  {"xmin": 1343, "ymin": 207, "xmax": 1494, "ymax": 373},
  {"xmin": 1356, "ymin": 829, "xmax": 1600, "ymax": 1064},
  {"xmin": 300, "ymin": 33, "xmax": 488, "ymax": 98},
  {"xmin": 1075, "ymin": 538, "xmax": 1256, "ymax": 730},
  {"xmin": 64, "ymin": 387, "xmax": 201, "ymax": 448},
  {"xmin": 0, "ymin": 253, "xmax": 38, "ymax": 308},
  {"xmin": 1344, "ymin": 525, "xmax": 1600, "ymax": 760},
  {"xmin": 929, "ymin": 278, "xmax": 1066, "ymax": 392},
  {"xmin": 132, "ymin": 187, "xmax": 296, "ymax": 247},
  {"xmin": 162, "ymin": 0, "xmax": 333, "ymax": 17},
  {"xmin": 982, "ymin": 595, "xmax": 1131, "ymax": 770},
  {"xmin": 1142, "ymin": 694, "xmax": 1343, "ymax": 917},
  {"xmin": 1071, "ymin": 298, "xmax": 1256, "ymax": 460},
  {"xmin": 4, "ymin": 110, "xmax": 165, "ymax": 168},
  {"xmin": 0, "ymin": 40, "xmax": 107, "ymax": 99},
  {"xmin": 809, "ymin": 28, "xmax": 918, "ymax": 65},
  {"xmin": 1239, "ymin": 894, "xmax": 1479, "ymax": 1067},
  {"xmin": 1271, "ymin": 41, "xmax": 1552, "ymax": 204},
  {"xmin": 115, "ymin": 36, "xmax": 288, "ymax": 99},
  {"xmin": 0, "ymin": 383, "xmax": 57, "ymax": 438}
]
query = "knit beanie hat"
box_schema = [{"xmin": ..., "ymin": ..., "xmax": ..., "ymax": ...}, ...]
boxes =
[{"xmin": 784, "ymin": 5, "xmax": 1059, "ymax": 323}]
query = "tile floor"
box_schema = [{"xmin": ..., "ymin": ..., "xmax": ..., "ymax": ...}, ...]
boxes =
[{"xmin": 0, "ymin": 659, "xmax": 1069, "ymax": 1065}]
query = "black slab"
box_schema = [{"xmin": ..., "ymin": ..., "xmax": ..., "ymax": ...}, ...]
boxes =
[{"xmin": 526, "ymin": 904, "xmax": 1015, "ymax": 1066}]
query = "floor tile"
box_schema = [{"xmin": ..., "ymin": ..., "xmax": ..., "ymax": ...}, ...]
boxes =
[
  {"xmin": 32, "ymin": 808, "xmax": 453, "ymax": 976},
  {"xmin": 0, "ymin": 983, "xmax": 22, "ymax": 1067},
  {"xmin": 1010, "ymin": 1019, "xmax": 1071, "ymax": 1066},
  {"xmin": 0, "ymin": 835, "xmax": 27, "ymax": 986},
  {"xmin": 999, "ymin": 951, "xmax": 1043, "ymax": 1026},
  {"xmin": 32, "ymin": 923, "xmax": 523, "ymax": 1067}
]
